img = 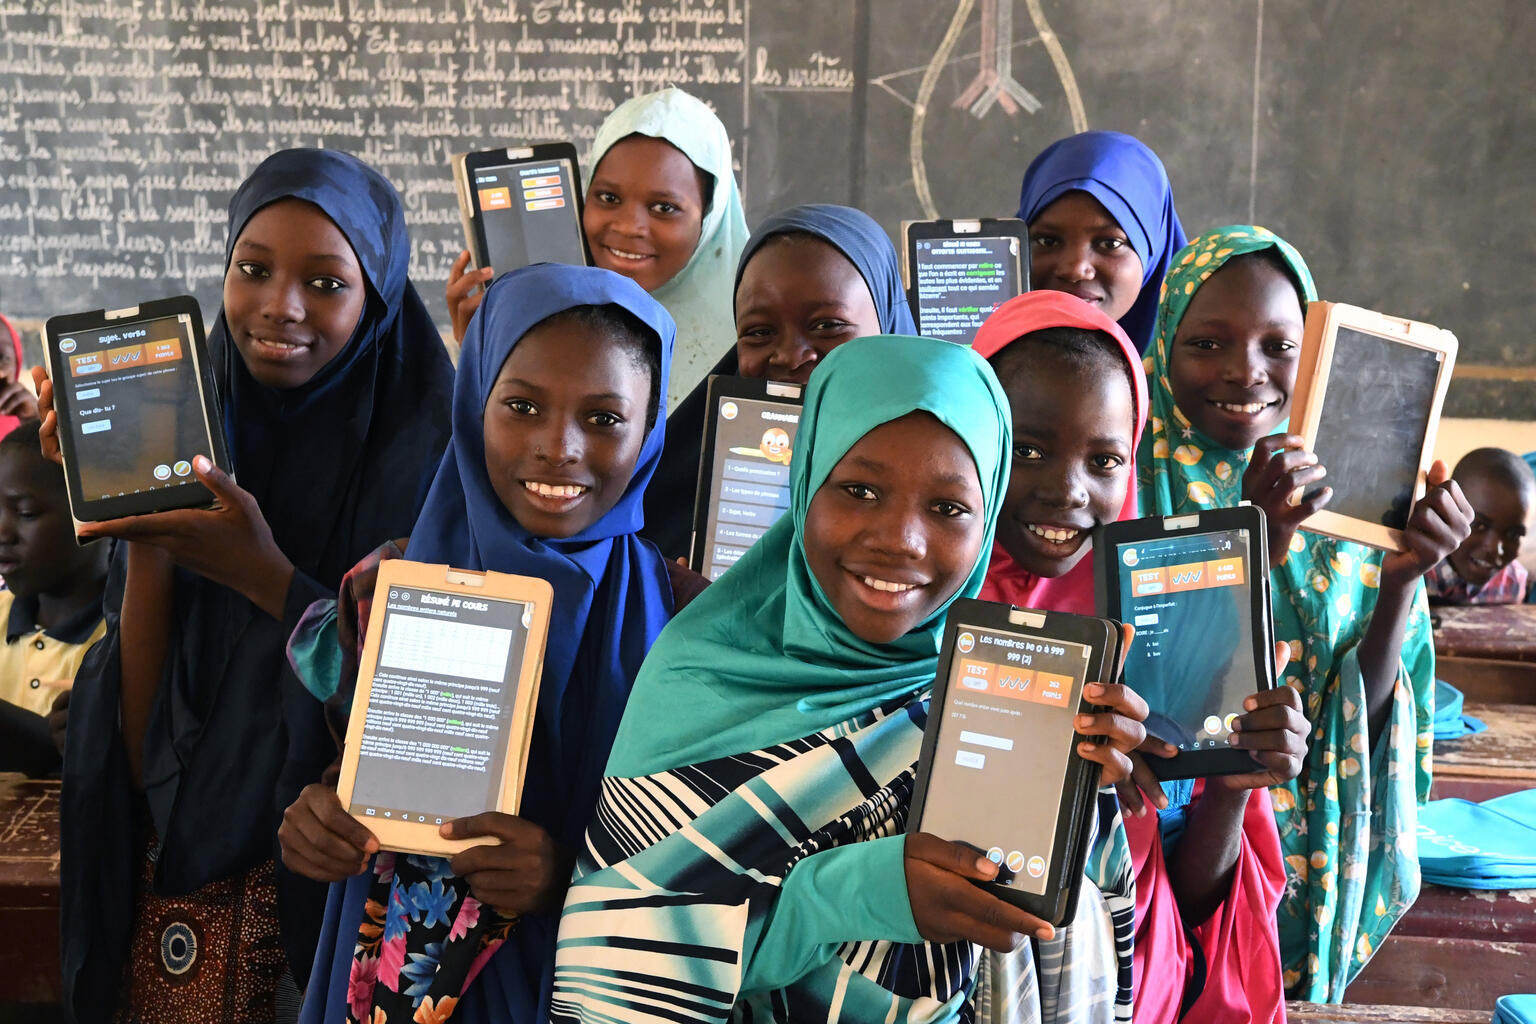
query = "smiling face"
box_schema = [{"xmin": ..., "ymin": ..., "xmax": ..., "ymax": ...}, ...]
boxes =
[
  {"xmin": 1028, "ymin": 190, "xmax": 1145, "ymax": 322},
  {"xmin": 1166, "ymin": 253, "xmax": 1306, "ymax": 451},
  {"xmin": 1450, "ymin": 472, "xmax": 1530, "ymax": 586},
  {"xmin": 802, "ymin": 412, "xmax": 987, "ymax": 645},
  {"xmin": 0, "ymin": 335, "xmax": 16, "ymax": 385},
  {"xmin": 222, "ymin": 198, "xmax": 368, "ymax": 389},
  {"xmin": 482, "ymin": 311, "xmax": 654, "ymax": 539},
  {"xmin": 734, "ymin": 234, "xmax": 883, "ymax": 386},
  {"xmin": 584, "ymin": 135, "xmax": 708, "ymax": 293},
  {"xmin": 992, "ymin": 336, "xmax": 1136, "ymax": 578}
]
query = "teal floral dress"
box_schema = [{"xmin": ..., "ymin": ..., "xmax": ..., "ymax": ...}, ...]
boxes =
[{"xmin": 1137, "ymin": 226, "xmax": 1435, "ymax": 1002}]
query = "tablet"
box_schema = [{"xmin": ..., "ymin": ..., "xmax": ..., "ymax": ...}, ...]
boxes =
[
  {"xmin": 1095, "ymin": 505, "xmax": 1274, "ymax": 779},
  {"xmin": 337, "ymin": 560, "xmax": 553, "ymax": 857},
  {"xmin": 901, "ymin": 218, "xmax": 1030, "ymax": 346},
  {"xmin": 43, "ymin": 296, "xmax": 230, "ymax": 525},
  {"xmin": 1289, "ymin": 301, "xmax": 1458, "ymax": 551},
  {"xmin": 689, "ymin": 375, "xmax": 803, "ymax": 580},
  {"xmin": 910, "ymin": 599, "xmax": 1120, "ymax": 925},
  {"xmin": 452, "ymin": 142, "xmax": 589, "ymax": 273}
]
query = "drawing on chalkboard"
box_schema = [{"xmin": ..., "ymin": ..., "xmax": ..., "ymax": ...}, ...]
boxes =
[
  {"xmin": 1289, "ymin": 302, "xmax": 1459, "ymax": 552},
  {"xmin": 954, "ymin": 0, "xmax": 1041, "ymax": 117}
]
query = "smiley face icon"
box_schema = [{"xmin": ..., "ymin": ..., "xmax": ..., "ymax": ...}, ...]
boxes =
[{"xmin": 760, "ymin": 428, "xmax": 792, "ymax": 464}]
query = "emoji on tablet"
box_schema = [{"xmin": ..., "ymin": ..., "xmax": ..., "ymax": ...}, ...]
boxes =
[{"xmin": 760, "ymin": 427, "xmax": 792, "ymax": 464}]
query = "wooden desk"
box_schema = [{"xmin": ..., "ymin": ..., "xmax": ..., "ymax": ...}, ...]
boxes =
[
  {"xmin": 1434, "ymin": 604, "xmax": 1536, "ymax": 704},
  {"xmin": 1289, "ymin": 1004, "xmax": 1486, "ymax": 1023},
  {"xmin": 1431, "ymin": 702, "xmax": 1536, "ymax": 801},
  {"xmin": 0, "ymin": 774, "xmax": 61, "ymax": 1004}
]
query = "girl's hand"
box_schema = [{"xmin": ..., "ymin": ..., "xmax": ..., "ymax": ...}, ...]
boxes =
[
  {"xmin": 1074, "ymin": 678, "xmax": 1149, "ymax": 787},
  {"xmin": 0, "ymin": 379, "xmax": 38, "ymax": 421},
  {"xmin": 904, "ymin": 832, "xmax": 1054, "ymax": 952},
  {"xmin": 1242, "ymin": 434, "xmax": 1331, "ymax": 566},
  {"xmin": 445, "ymin": 813, "xmax": 573, "ymax": 917},
  {"xmin": 1380, "ymin": 460, "xmax": 1474, "ymax": 589},
  {"xmin": 1212, "ymin": 682, "xmax": 1309, "ymax": 791},
  {"xmin": 31, "ymin": 367, "xmax": 62, "ymax": 465},
  {"xmin": 447, "ymin": 250, "xmax": 493, "ymax": 343},
  {"xmin": 47, "ymin": 688, "xmax": 70, "ymax": 757},
  {"xmin": 77, "ymin": 456, "xmax": 295, "ymax": 619},
  {"xmin": 1114, "ymin": 742, "xmax": 1176, "ymax": 819},
  {"xmin": 279, "ymin": 783, "xmax": 379, "ymax": 882}
]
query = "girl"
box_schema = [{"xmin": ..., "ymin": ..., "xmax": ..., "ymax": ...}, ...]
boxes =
[
  {"xmin": 446, "ymin": 87, "xmax": 749, "ymax": 412},
  {"xmin": 974, "ymin": 291, "xmax": 1307, "ymax": 1021},
  {"xmin": 1139, "ymin": 226, "xmax": 1472, "ymax": 1000},
  {"xmin": 645, "ymin": 202, "xmax": 915, "ymax": 558},
  {"xmin": 49, "ymin": 149, "xmax": 456, "ymax": 1022},
  {"xmin": 0, "ymin": 312, "xmax": 37, "ymax": 437},
  {"xmin": 279, "ymin": 262, "xmax": 699, "ymax": 1023},
  {"xmin": 1018, "ymin": 131, "xmax": 1185, "ymax": 352},
  {"xmin": 551, "ymin": 334, "xmax": 1149, "ymax": 1023}
]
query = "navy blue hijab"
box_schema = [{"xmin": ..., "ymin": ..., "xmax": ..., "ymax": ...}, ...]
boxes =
[
  {"xmin": 60, "ymin": 149, "xmax": 454, "ymax": 1021},
  {"xmin": 642, "ymin": 203, "xmax": 914, "ymax": 559},
  {"xmin": 1018, "ymin": 130, "xmax": 1186, "ymax": 352},
  {"xmin": 303, "ymin": 263, "xmax": 676, "ymax": 1024}
]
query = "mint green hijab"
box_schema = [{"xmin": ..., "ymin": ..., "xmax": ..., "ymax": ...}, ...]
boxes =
[{"xmin": 606, "ymin": 334, "xmax": 1012, "ymax": 778}]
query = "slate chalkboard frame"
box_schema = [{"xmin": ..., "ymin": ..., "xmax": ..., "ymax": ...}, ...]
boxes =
[{"xmin": 1290, "ymin": 301, "xmax": 1458, "ymax": 551}]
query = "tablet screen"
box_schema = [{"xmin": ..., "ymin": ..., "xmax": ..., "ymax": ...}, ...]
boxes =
[
  {"xmin": 56, "ymin": 313, "xmax": 217, "ymax": 500},
  {"xmin": 922, "ymin": 625, "xmax": 1089, "ymax": 895},
  {"xmin": 349, "ymin": 586, "xmax": 532, "ymax": 825},
  {"xmin": 472, "ymin": 158, "xmax": 586, "ymax": 272},
  {"xmin": 1115, "ymin": 528, "xmax": 1255, "ymax": 750},
  {"xmin": 701, "ymin": 394, "xmax": 800, "ymax": 580},
  {"xmin": 913, "ymin": 236, "xmax": 1023, "ymax": 345}
]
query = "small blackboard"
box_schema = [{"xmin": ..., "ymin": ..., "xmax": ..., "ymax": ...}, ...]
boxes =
[{"xmin": 1290, "ymin": 303, "xmax": 1457, "ymax": 551}]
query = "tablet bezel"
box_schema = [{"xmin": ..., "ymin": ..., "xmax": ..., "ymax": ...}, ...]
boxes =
[
  {"xmin": 1095, "ymin": 504, "xmax": 1275, "ymax": 779},
  {"xmin": 909, "ymin": 598, "xmax": 1118, "ymax": 925},
  {"xmin": 1289, "ymin": 301, "xmax": 1458, "ymax": 552},
  {"xmin": 452, "ymin": 142, "xmax": 590, "ymax": 272},
  {"xmin": 688, "ymin": 374, "xmax": 804, "ymax": 578},
  {"xmin": 336, "ymin": 559, "xmax": 554, "ymax": 857},
  {"xmin": 43, "ymin": 296, "xmax": 231, "ymax": 526},
  {"xmin": 900, "ymin": 218, "xmax": 1031, "ymax": 343}
]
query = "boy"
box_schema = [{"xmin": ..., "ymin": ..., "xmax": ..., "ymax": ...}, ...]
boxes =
[
  {"xmin": 1425, "ymin": 447, "xmax": 1535, "ymax": 604},
  {"xmin": 0, "ymin": 420, "xmax": 108, "ymax": 774}
]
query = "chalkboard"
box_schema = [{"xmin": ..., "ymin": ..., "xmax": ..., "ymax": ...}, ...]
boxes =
[
  {"xmin": 1291, "ymin": 303, "xmax": 1457, "ymax": 551},
  {"xmin": 0, "ymin": 0, "xmax": 1529, "ymax": 414},
  {"xmin": 1312, "ymin": 327, "xmax": 1441, "ymax": 530}
]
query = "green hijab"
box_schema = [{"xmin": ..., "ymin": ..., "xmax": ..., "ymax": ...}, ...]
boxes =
[
  {"xmin": 1138, "ymin": 226, "xmax": 1435, "ymax": 1000},
  {"xmin": 607, "ymin": 334, "xmax": 1012, "ymax": 778}
]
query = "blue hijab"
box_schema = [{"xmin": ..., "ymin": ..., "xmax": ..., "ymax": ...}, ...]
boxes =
[
  {"xmin": 1017, "ymin": 130, "xmax": 1186, "ymax": 352},
  {"xmin": 304, "ymin": 263, "xmax": 676, "ymax": 1024},
  {"xmin": 733, "ymin": 202, "xmax": 918, "ymax": 336},
  {"xmin": 61, "ymin": 149, "xmax": 455, "ymax": 1021},
  {"xmin": 641, "ymin": 203, "xmax": 915, "ymax": 559}
]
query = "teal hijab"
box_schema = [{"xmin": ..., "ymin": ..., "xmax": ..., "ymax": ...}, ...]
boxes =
[{"xmin": 607, "ymin": 334, "xmax": 1012, "ymax": 778}]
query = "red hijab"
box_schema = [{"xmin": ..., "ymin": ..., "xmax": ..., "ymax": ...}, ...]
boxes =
[
  {"xmin": 0, "ymin": 313, "xmax": 24, "ymax": 440},
  {"xmin": 972, "ymin": 291, "xmax": 1148, "ymax": 613}
]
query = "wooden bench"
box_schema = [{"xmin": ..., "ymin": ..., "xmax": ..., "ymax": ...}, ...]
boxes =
[
  {"xmin": 0, "ymin": 774, "xmax": 61, "ymax": 1004},
  {"xmin": 1432, "ymin": 701, "xmax": 1536, "ymax": 801},
  {"xmin": 1434, "ymin": 604, "xmax": 1536, "ymax": 705},
  {"xmin": 1289, "ymin": 1004, "xmax": 1486, "ymax": 1022}
]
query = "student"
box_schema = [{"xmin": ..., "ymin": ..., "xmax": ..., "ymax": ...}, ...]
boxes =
[
  {"xmin": 975, "ymin": 291, "xmax": 1307, "ymax": 1022},
  {"xmin": 1424, "ymin": 447, "xmax": 1534, "ymax": 604},
  {"xmin": 279, "ymin": 263, "xmax": 698, "ymax": 1024},
  {"xmin": 551, "ymin": 335, "xmax": 1151, "ymax": 1022},
  {"xmin": 0, "ymin": 311, "xmax": 38, "ymax": 440},
  {"xmin": 447, "ymin": 87, "xmax": 749, "ymax": 410},
  {"xmin": 1138, "ymin": 226, "xmax": 1472, "ymax": 1001},
  {"xmin": 645, "ymin": 203, "xmax": 915, "ymax": 559},
  {"xmin": 1018, "ymin": 130, "xmax": 1185, "ymax": 352},
  {"xmin": 46, "ymin": 149, "xmax": 456, "ymax": 1022},
  {"xmin": 0, "ymin": 420, "xmax": 107, "ymax": 776}
]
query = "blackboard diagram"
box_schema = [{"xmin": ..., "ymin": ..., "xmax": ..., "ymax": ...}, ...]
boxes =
[{"xmin": 872, "ymin": 0, "xmax": 1086, "ymax": 217}]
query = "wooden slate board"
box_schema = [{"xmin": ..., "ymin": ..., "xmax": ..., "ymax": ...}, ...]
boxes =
[
  {"xmin": 1434, "ymin": 605, "xmax": 1536, "ymax": 662},
  {"xmin": 0, "ymin": 774, "xmax": 62, "ymax": 1003},
  {"xmin": 1434, "ymin": 702, "xmax": 1536, "ymax": 788},
  {"xmin": 1289, "ymin": 1003, "xmax": 1487, "ymax": 1022}
]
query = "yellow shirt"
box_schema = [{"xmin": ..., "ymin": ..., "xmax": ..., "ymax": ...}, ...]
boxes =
[{"xmin": 0, "ymin": 589, "xmax": 106, "ymax": 717}]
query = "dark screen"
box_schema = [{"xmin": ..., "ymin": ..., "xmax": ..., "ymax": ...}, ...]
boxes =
[
  {"xmin": 472, "ymin": 158, "xmax": 586, "ymax": 272},
  {"xmin": 700, "ymin": 393, "xmax": 801, "ymax": 580},
  {"xmin": 349, "ymin": 587, "xmax": 531, "ymax": 825},
  {"xmin": 56, "ymin": 313, "xmax": 214, "ymax": 500},
  {"xmin": 1116, "ymin": 528, "xmax": 1255, "ymax": 750},
  {"xmin": 912, "ymin": 235, "xmax": 1023, "ymax": 345},
  {"xmin": 921, "ymin": 624, "xmax": 1089, "ymax": 896},
  {"xmin": 1311, "ymin": 327, "xmax": 1442, "ymax": 529}
]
